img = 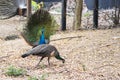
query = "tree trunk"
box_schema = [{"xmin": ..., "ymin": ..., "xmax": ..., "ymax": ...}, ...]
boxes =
[
  {"xmin": 73, "ymin": 0, "xmax": 83, "ymax": 30},
  {"xmin": 27, "ymin": 0, "xmax": 31, "ymax": 19}
]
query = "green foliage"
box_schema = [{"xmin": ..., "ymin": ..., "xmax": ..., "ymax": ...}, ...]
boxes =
[
  {"xmin": 40, "ymin": 73, "xmax": 48, "ymax": 80},
  {"xmin": 28, "ymin": 76, "xmax": 38, "ymax": 80},
  {"xmin": 6, "ymin": 66, "xmax": 26, "ymax": 77},
  {"xmin": 83, "ymin": 12, "xmax": 91, "ymax": 17},
  {"xmin": 32, "ymin": 0, "xmax": 40, "ymax": 11},
  {"xmin": 28, "ymin": 73, "xmax": 48, "ymax": 80},
  {"xmin": 22, "ymin": 9, "xmax": 58, "ymax": 45}
]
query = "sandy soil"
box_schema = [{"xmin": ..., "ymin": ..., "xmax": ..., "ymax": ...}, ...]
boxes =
[{"xmin": 0, "ymin": 16, "xmax": 120, "ymax": 80}]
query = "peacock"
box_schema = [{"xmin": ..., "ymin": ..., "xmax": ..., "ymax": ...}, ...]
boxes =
[
  {"xmin": 21, "ymin": 44, "xmax": 65, "ymax": 68},
  {"xmin": 21, "ymin": 9, "xmax": 58, "ymax": 47},
  {"xmin": 21, "ymin": 8, "xmax": 61, "ymax": 68}
]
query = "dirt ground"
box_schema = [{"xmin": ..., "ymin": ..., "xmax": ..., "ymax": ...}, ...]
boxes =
[{"xmin": 0, "ymin": 16, "xmax": 120, "ymax": 80}]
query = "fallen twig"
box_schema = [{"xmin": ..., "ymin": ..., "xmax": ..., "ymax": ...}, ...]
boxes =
[
  {"xmin": 51, "ymin": 36, "xmax": 83, "ymax": 42},
  {"xmin": 112, "ymin": 36, "xmax": 120, "ymax": 39},
  {"xmin": 0, "ymin": 54, "xmax": 12, "ymax": 59},
  {"xmin": 94, "ymin": 64, "xmax": 117, "ymax": 70}
]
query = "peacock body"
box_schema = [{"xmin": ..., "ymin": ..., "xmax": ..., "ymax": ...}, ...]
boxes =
[{"xmin": 21, "ymin": 44, "xmax": 65, "ymax": 67}]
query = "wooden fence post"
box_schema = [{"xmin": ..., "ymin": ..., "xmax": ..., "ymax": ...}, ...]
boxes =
[
  {"xmin": 93, "ymin": 0, "xmax": 99, "ymax": 28},
  {"xmin": 61, "ymin": 0, "xmax": 67, "ymax": 31}
]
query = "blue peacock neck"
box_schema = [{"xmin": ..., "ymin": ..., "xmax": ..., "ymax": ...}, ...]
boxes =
[{"xmin": 39, "ymin": 28, "xmax": 46, "ymax": 44}]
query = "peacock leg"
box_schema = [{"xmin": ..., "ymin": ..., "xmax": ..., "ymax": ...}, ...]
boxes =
[
  {"xmin": 48, "ymin": 57, "xmax": 51, "ymax": 66},
  {"xmin": 35, "ymin": 57, "xmax": 44, "ymax": 68}
]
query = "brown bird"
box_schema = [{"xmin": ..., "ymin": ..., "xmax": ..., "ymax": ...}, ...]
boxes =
[{"xmin": 21, "ymin": 44, "xmax": 65, "ymax": 67}]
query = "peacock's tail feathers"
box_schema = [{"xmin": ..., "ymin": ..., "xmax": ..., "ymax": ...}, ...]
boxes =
[
  {"xmin": 21, "ymin": 9, "xmax": 58, "ymax": 46},
  {"xmin": 21, "ymin": 53, "xmax": 29, "ymax": 58},
  {"xmin": 21, "ymin": 51, "xmax": 33, "ymax": 58},
  {"xmin": 20, "ymin": 32, "xmax": 34, "ymax": 46}
]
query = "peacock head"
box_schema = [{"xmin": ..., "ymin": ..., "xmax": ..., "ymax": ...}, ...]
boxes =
[{"xmin": 41, "ymin": 27, "xmax": 45, "ymax": 34}]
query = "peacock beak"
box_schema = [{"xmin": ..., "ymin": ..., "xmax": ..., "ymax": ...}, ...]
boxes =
[{"xmin": 62, "ymin": 59, "xmax": 65, "ymax": 63}]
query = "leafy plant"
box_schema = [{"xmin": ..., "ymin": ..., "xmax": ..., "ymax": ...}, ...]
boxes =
[
  {"xmin": 32, "ymin": 0, "xmax": 41, "ymax": 11},
  {"xmin": 40, "ymin": 73, "xmax": 48, "ymax": 80},
  {"xmin": 28, "ymin": 76, "xmax": 38, "ymax": 80},
  {"xmin": 6, "ymin": 66, "xmax": 26, "ymax": 77},
  {"xmin": 83, "ymin": 12, "xmax": 91, "ymax": 17}
]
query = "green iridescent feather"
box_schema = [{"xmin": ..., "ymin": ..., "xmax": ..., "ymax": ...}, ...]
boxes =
[{"xmin": 22, "ymin": 9, "xmax": 58, "ymax": 46}]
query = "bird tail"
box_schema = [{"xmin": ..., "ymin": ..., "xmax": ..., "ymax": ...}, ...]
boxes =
[
  {"xmin": 20, "ymin": 33, "xmax": 34, "ymax": 46},
  {"xmin": 21, "ymin": 51, "xmax": 32, "ymax": 58},
  {"xmin": 55, "ymin": 51, "xmax": 65, "ymax": 63}
]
